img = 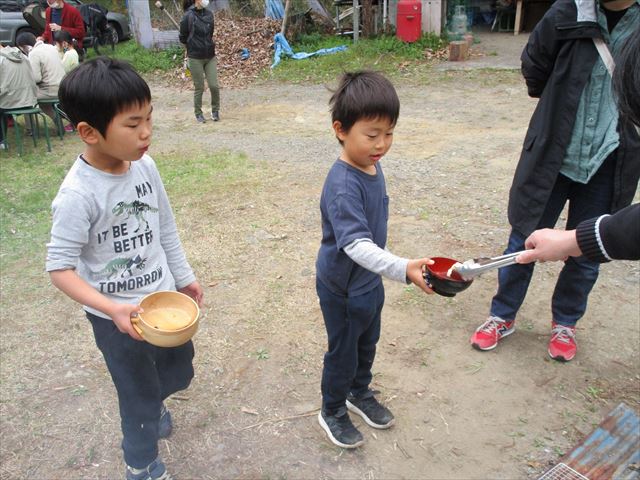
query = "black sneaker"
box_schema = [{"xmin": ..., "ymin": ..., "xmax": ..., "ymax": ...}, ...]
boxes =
[
  {"xmin": 346, "ymin": 391, "xmax": 395, "ymax": 429},
  {"xmin": 158, "ymin": 403, "xmax": 172, "ymax": 439},
  {"xmin": 211, "ymin": 111, "xmax": 220, "ymax": 122},
  {"xmin": 318, "ymin": 407, "xmax": 364, "ymax": 449},
  {"xmin": 125, "ymin": 457, "xmax": 173, "ymax": 480},
  {"xmin": 195, "ymin": 113, "xmax": 205, "ymax": 123}
]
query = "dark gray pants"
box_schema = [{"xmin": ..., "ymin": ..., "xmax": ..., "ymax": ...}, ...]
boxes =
[
  {"xmin": 317, "ymin": 279, "xmax": 385, "ymax": 413},
  {"xmin": 188, "ymin": 56, "xmax": 220, "ymax": 115},
  {"xmin": 87, "ymin": 312, "xmax": 194, "ymax": 468}
]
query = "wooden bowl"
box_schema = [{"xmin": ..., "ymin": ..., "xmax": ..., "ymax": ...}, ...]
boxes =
[{"xmin": 133, "ymin": 291, "xmax": 199, "ymax": 347}]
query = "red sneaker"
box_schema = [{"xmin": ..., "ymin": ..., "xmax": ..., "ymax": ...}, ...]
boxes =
[
  {"xmin": 548, "ymin": 323, "xmax": 577, "ymax": 362},
  {"xmin": 470, "ymin": 316, "xmax": 515, "ymax": 351}
]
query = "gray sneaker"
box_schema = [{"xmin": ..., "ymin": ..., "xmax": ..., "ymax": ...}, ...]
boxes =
[
  {"xmin": 158, "ymin": 403, "xmax": 172, "ymax": 439},
  {"xmin": 125, "ymin": 457, "xmax": 173, "ymax": 480},
  {"xmin": 195, "ymin": 113, "xmax": 205, "ymax": 123},
  {"xmin": 318, "ymin": 407, "xmax": 364, "ymax": 449},
  {"xmin": 347, "ymin": 391, "xmax": 395, "ymax": 429},
  {"xmin": 211, "ymin": 111, "xmax": 220, "ymax": 122}
]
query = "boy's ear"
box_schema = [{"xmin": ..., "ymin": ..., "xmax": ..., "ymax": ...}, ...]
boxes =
[
  {"xmin": 76, "ymin": 122, "xmax": 101, "ymax": 144},
  {"xmin": 332, "ymin": 120, "xmax": 346, "ymax": 141}
]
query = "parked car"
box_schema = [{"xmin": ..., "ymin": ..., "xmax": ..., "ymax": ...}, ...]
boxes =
[{"xmin": 0, "ymin": 0, "xmax": 130, "ymax": 46}]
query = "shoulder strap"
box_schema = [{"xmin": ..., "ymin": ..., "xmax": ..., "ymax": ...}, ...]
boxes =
[{"xmin": 593, "ymin": 37, "xmax": 615, "ymax": 76}]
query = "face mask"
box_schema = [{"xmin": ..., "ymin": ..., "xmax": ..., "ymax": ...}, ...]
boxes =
[{"xmin": 199, "ymin": 0, "xmax": 209, "ymax": 9}]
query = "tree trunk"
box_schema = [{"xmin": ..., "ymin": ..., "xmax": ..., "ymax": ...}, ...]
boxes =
[{"xmin": 361, "ymin": 0, "xmax": 374, "ymax": 37}]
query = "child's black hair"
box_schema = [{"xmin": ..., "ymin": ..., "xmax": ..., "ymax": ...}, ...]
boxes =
[
  {"xmin": 59, "ymin": 57, "xmax": 151, "ymax": 138},
  {"xmin": 15, "ymin": 31, "xmax": 36, "ymax": 47},
  {"xmin": 613, "ymin": 26, "xmax": 640, "ymax": 128},
  {"xmin": 329, "ymin": 71, "xmax": 400, "ymax": 140},
  {"xmin": 54, "ymin": 30, "xmax": 73, "ymax": 45},
  {"xmin": 183, "ymin": 0, "xmax": 195, "ymax": 11}
]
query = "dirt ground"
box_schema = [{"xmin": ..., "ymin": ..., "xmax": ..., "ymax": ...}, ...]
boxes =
[{"xmin": 1, "ymin": 64, "xmax": 639, "ymax": 480}]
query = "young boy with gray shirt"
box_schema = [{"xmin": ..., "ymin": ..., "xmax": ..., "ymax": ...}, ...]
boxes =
[
  {"xmin": 46, "ymin": 58, "xmax": 203, "ymax": 480},
  {"xmin": 316, "ymin": 71, "xmax": 434, "ymax": 449}
]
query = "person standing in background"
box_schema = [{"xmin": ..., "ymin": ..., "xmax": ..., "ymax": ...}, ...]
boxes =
[
  {"xmin": 41, "ymin": 0, "xmax": 85, "ymax": 52},
  {"xmin": 179, "ymin": 0, "xmax": 220, "ymax": 123}
]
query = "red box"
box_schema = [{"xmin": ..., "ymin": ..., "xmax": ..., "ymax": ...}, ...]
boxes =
[{"xmin": 396, "ymin": 0, "xmax": 422, "ymax": 42}]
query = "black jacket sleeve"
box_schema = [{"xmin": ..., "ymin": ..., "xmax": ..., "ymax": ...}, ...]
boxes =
[
  {"xmin": 179, "ymin": 11, "xmax": 190, "ymax": 45},
  {"xmin": 520, "ymin": 6, "xmax": 561, "ymax": 98},
  {"xmin": 576, "ymin": 204, "xmax": 640, "ymax": 262}
]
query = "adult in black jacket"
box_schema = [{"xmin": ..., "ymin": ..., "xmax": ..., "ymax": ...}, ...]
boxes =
[
  {"xmin": 518, "ymin": 26, "xmax": 640, "ymax": 264},
  {"xmin": 179, "ymin": 0, "xmax": 220, "ymax": 123},
  {"xmin": 470, "ymin": 0, "xmax": 640, "ymax": 362}
]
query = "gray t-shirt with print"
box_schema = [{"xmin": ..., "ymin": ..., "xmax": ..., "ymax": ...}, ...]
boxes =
[{"xmin": 46, "ymin": 155, "xmax": 195, "ymax": 319}]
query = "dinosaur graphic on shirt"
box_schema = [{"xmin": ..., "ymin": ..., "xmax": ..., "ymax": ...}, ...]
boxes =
[
  {"xmin": 100, "ymin": 255, "xmax": 147, "ymax": 279},
  {"xmin": 112, "ymin": 200, "xmax": 158, "ymax": 233}
]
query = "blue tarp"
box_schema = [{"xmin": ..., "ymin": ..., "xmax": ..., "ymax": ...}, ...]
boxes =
[
  {"xmin": 265, "ymin": 0, "xmax": 284, "ymax": 19},
  {"xmin": 271, "ymin": 33, "xmax": 347, "ymax": 68}
]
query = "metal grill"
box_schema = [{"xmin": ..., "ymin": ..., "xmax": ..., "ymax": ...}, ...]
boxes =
[{"xmin": 538, "ymin": 463, "xmax": 590, "ymax": 480}]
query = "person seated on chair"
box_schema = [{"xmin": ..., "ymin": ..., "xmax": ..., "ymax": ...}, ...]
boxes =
[
  {"xmin": 16, "ymin": 32, "xmax": 65, "ymax": 123},
  {"xmin": 55, "ymin": 30, "xmax": 79, "ymax": 74},
  {"xmin": 0, "ymin": 44, "xmax": 38, "ymax": 150},
  {"xmin": 41, "ymin": 0, "xmax": 85, "ymax": 52}
]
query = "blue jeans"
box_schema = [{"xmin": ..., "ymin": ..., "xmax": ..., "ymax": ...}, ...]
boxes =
[
  {"xmin": 87, "ymin": 313, "xmax": 194, "ymax": 468},
  {"xmin": 317, "ymin": 278, "xmax": 384, "ymax": 413},
  {"xmin": 491, "ymin": 152, "xmax": 616, "ymax": 326}
]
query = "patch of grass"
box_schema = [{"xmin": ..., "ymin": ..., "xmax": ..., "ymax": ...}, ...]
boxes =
[
  {"xmin": 585, "ymin": 386, "xmax": 604, "ymax": 401},
  {"xmin": 0, "ymin": 152, "xmax": 70, "ymax": 269},
  {"xmin": 84, "ymin": 41, "xmax": 183, "ymax": 73},
  {"xmin": 155, "ymin": 150, "xmax": 255, "ymax": 195},
  {"xmin": 267, "ymin": 33, "xmax": 447, "ymax": 83},
  {"xmin": 254, "ymin": 348, "xmax": 269, "ymax": 360}
]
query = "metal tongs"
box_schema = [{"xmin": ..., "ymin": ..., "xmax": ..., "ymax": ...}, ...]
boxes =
[{"xmin": 453, "ymin": 251, "xmax": 525, "ymax": 281}]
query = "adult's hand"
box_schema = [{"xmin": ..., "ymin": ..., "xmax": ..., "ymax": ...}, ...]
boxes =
[{"xmin": 517, "ymin": 228, "xmax": 582, "ymax": 264}]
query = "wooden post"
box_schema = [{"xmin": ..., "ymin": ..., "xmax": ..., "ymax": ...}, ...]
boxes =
[
  {"xmin": 448, "ymin": 40, "xmax": 469, "ymax": 61},
  {"xmin": 514, "ymin": 0, "xmax": 523, "ymax": 35},
  {"xmin": 281, "ymin": 0, "xmax": 292, "ymax": 35},
  {"xmin": 353, "ymin": 0, "xmax": 359, "ymax": 42}
]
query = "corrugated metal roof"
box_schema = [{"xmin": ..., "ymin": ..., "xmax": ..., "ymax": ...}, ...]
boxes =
[{"xmin": 540, "ymin": 403, "xmax": 640, "ymax": 480}]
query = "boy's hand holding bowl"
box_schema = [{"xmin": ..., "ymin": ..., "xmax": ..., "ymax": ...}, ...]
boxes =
[
  {"xmin": 129, "ymin": 291, "xmax": 200, "ymax": 347},
  {"xmin": 407, "ymin": 258, "xmax": 435, "ymax": 294}
]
